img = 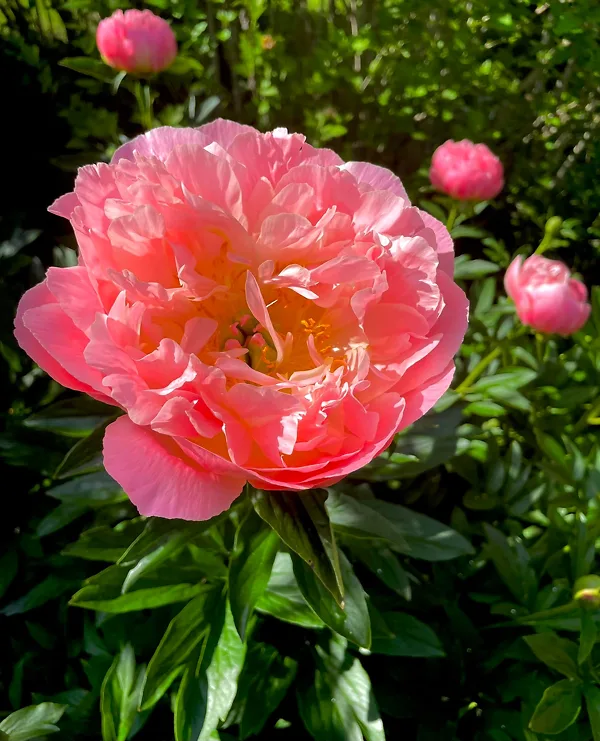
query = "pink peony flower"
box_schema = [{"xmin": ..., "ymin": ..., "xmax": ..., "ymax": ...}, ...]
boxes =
[
  {"xmin": 505, "ymin": 255, "xmax": 590, "ymax": 335},
  {"xmin": 15, "ymin": 120, "xmax": 468, "ymax": 521},
  {"xmin": 96, "ymin": 9, "xmax": 177, "ymax": 75},
  {"xmin": 430, "ymin": 140, "xmax": 504, "ymax": 201}
]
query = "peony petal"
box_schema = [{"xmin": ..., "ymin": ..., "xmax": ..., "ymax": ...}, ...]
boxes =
[
  {"xmin": 341, "ymin": 161, "xmax": 409, "ymax": 202},
  {"xmin": 419, "ymin": 212, "xmax": 455, "ymax": 276},
  {"xmin": 112, "ymin": 126, "xmax": 211, "ymax": 164},
  {"xmin": 19, "ymin": 288, "xmax": 109, "ymax": 398},
  {"xmin": 103, "ymin": 416, "xmax": 244, "ymax": 520},
  {"xmin": 14, "ymin": 281, "xmax": 112, "ymax": 403},
  {"xmin": 197, "ymin": 118, "xmax": 257, "ymax": 149}
]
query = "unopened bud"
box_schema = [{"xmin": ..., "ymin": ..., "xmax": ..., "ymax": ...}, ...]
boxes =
[
  {"xmin": 574, "ymin": 575, "xmax": 600, "ymax": 607},
  {"xmin": 544, "ymin": 216, "xmax": 562, "ymax": 238}
]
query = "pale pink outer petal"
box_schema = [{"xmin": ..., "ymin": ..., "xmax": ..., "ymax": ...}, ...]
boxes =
[
  {"xmin": 401, "ymin": 362, "xmax": 456, "ymax": 429},
  {"xmin": 527, "ymin": 283, "xmax": 591, "ymax": 335},
  {"xmin": 420, "ymin": 212, "xmax": 455, "ymax": 277},
  {"xmin": 394, "ymin": 271, "xmax": 469, "ymax": 394},
  {"xmin": 504, "ymin": 256, "xmax": 523, "ymax": 301},
  {"xmin": 103, "ymin": 416, "xmax": 245, "ymax": 520},
  {"xmin": 14, "ymin": 281, "xmax": 114, "ymax": 405},
  {"xmin": 341, "ymin": 161, "xmax": 410, "ymax": 203},
  {"xmin": 112, "ymin": 127, "xmax": 210, "ymax": 164},
  {"xmin": 197, "ymin": 118, "xmax": 257, "ymax": 149}
]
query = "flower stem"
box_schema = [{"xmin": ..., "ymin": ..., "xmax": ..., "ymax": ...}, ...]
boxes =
[
  {"xmin": 134, "ymin": 81, "xmax": 154, "ymax": 131},
  {"xmin": 455, "ymin": 346, "xmax": 502, "ymax": 395},
  {"xmin": 446, "ymin": 203, "xmax": 458, "ymax": 233},
  {"xmin": 534, "ymin": 234, "xmax": 552, "ymax": 255},
  {"xmin": 573, "ymin": 397, "xmax": 600, "ymax": 435}
]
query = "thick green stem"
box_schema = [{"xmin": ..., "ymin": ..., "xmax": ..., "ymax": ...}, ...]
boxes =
[
  {"xmin": 134, "ymin": 81, "xmax": 154, "ymax": 131},
  {"xmin": 455, "ymin": 346, "xmax": 502, "ymax": 395}
]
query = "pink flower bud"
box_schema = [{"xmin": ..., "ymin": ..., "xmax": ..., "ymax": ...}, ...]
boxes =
[
  {"xmin": 430, "ymin": 139, "xmax": 504, "ymax": 201},
  {"xmin": 96, "ymin": 9, "xmax": 177, "ymax": 75},
  {"xmin": 504, "ymin": 255, "xmax": 591, "ymax": 335}
]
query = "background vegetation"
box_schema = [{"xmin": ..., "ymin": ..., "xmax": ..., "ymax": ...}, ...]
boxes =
[{"xmin": 2, "ymin": 1, "xmax": 600, "ymax": 740}]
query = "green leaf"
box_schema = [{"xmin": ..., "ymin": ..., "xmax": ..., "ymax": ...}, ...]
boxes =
[
  {"xmin": 293, "ymin": 549, "xmax": 370, "ymax": 648},
  {"xmin": 70, "ymin": 582, "xmax": 207, "ymax": 613},
  {"xmin": 62, "ymin": 520, "xmax": 146, "ymax": 562},
  {"xmin": 0, "ymin": 550, "xmax": 18, "ymax": 601},
  {"xmin": 350, "ymin": 543, "xmax": 411, "ymax": 599},
  {"xmin": 298, "ymin": 636, "xmax": 384, "ymax": 741},
  {"xmin": 529, "ymin": 679, "xmax": 582, "ymax": 734},
  {"xmin": 1, "ymin": 576, "xmax": 74, "ymax": 617},
  {"xmin": 174, "ymin": 604, "xmax": 246, "ymax": 741},
  {"xmin": 365, "ymin": 406, "xmax": 462, "ymax": 480},
  {"xmin": 256, "ymin": 552, "xmax": 325, "ymax": 629},
  {"xmin": 484, "ymin": 524, "xmax": 536, "ymax": 605},
  {"xmin": 229, "ymin": 509, "xmax": 279, "ymax": 640},
  {"xmin": 371, "ymin": 611, "xmax": 445, "ymax": 657},
  {"xmin": 251, "ymin": 489, "xmax": 344, "ymax": 604},
  {"xmin": 59, "ymin": 57, "xmax": 117, "ymax": 83},
  {"xmin": 579, "ymin": 608, "xmax": 597, "ymax": 664},
  {"xmin": 0, "ymin": 703, "xmax": 66, "ymax": 741},
  {"xmin": 122, "ymin": 531, "xmax": 189, "ymax": 594},
  {"xmin": 454, "ymin": 258, "xmax": 500, "ymax": 280},
  {"xmin": 228, "ymin": 643, "xmax": 297, "ymax": 740},
  {"xmin": 54, "ymin": 417, "xmax": 119, "ymax": 478},
  {"xmin": 141, "ymin": 587, "xmax": 219, "ymax": 710},
  {"xmin": 24, "ymin": 397, "xmax": 114, "ymax": 437},
  {"xmin": 524, "ymin": 633, "xmax": 580, "ymax": 679},
  {"xmin": 100, "ymin": 645, "xmax": 147, "ymax": 741},
  {"xmin": 584, "ymin": 685, "xmax": 600, "ymax": 741},
  {"xmin": 328, "ymin": 492, "xmax": 473, "ymax": 562},
  {"xmin": 167, "ymin": 55, "xmax": 205, "ymax": 76}
]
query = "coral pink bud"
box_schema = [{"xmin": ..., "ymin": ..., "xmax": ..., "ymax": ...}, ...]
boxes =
[
  {"xmin": 96, "ymin": 9, "xmax": 177, "ymax": 75},
  {"xmin": 430, "ymin": 140, "xmax": 504, "ymax": 201},
  {"xmin": 504, "ymin": 255, "xmax": 591, "ymax": 335}
]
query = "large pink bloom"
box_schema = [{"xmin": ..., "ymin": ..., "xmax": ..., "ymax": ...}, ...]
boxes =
[
  {"xmin": 96, "ymin": 9, "xmax": 177, "ymax": 75},
  {"xmin": 505, "ymin": 255, "xmax": 590, "ymax": 335},
  {"xmin": 430, "ymin": 140, "xmax": 504, "ymax": 201},
  {"xmin": 15, "ymin": 121, "xmax": 468, "ymax": 520}
]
